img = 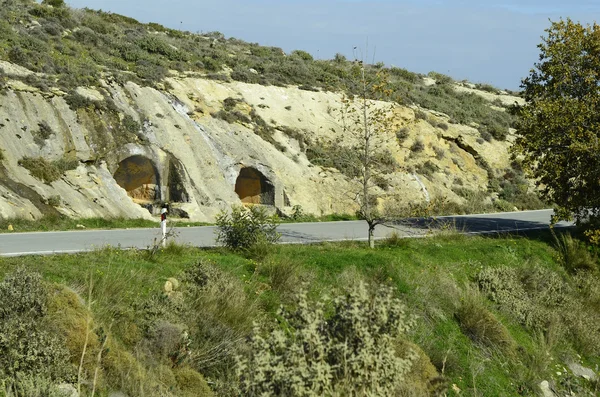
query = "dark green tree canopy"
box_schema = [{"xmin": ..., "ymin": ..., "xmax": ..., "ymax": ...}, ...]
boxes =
[{"xmin": 515, "ymin": 18, "xmax": 600, "ymax": 224}]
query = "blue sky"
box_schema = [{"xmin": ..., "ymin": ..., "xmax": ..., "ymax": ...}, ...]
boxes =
[{"xmin": 65, "ymin": 0, "xmax": 600, "ymax": 90}]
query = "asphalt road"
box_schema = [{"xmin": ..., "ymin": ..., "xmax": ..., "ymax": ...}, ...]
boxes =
[{"xmin": 0, "ymin": 209, "xmax": 573, "ymax": 257}]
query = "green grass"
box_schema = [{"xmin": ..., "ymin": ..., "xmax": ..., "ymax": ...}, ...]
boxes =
[
  {"xmin": 0, "ymin": 215, "xmax": 209, "ymax": 233},
  {"xmin": 0, "ymin": 232, "xmax": 598, "ymax": 396}
]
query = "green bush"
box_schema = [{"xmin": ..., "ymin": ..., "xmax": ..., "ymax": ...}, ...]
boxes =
[
  {"xmin": 215, "ymin": 205, "xmax": 280, "ymax": 251},
  {"xmin": 237, "ymin": 282, "xmax": 416, "ymax": 396}
]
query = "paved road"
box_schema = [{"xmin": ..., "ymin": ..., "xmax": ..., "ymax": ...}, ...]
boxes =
[{"xmin": 0, "ymin": 209, "xmax": 573, "ymax": 257}]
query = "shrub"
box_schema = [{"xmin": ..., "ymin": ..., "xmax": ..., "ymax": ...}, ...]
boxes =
[
  {"xmin": 215, "ymin": 205, "xmax": 280, "ymax": 251},
  {"xmin": 433, "ymin": 145, "xmax": 446, "ymax": 159},
  {"xmin": 396, "ymin": 127, "xmax": 410, "ymax": 142},
  {"xmin": 33, "ymin": 121, "xmax": 54, "ymax": 146},
  {"xmin": 236, "ymin": 282, "xmax": 416, "ymax": 396},
  {"xmin": 481, "ymin": 130, "xmax": 493, "ymax": 142},
  {"xmin": 306, "ymin": 142, "xmax": 362, "ymax": 178},
  {"xmin": 427, "ymin": 71, "xmax": 454, "ymax": 85},
  {"xmin": 46, "ymin": 195, "xmax": 62, "ymax": 207},
  {"xmin": 410, "ymin": 138, "xmax": 425, "ymax": 152},
  {"xmin": 0, "ymin": 268, "xmax": 72, "ymax": 381},
  {"xmin": 18, "ymin": 156, "xmax": 78, "ymax": 184},
  {"xmin": 414, "ymin": 109, "xmax": 428, "ymax": 121},
  {"xmin": 416, "ymin": 160, "xmax": 438, "ymax": 178},
  {"xmin": 455, "ymin": 287, "xmax": 515, "ymax": 353},
  {"xmin": 291, "ymin": 50, "xmax": 313, "ymax": 62},
  {"xmin": 42, "ymin": 0, "xmax": 65, "ymax": 7}
]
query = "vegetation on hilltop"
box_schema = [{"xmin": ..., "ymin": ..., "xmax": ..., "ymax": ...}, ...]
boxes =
[{"xmin": 0, "ymin": 0, "xmax": 516, "ymax": 142}]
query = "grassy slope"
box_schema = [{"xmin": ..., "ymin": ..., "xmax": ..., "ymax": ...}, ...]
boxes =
[{"xmin": 0, "ymin": 232, "xmax": 598, "ymax": 395}]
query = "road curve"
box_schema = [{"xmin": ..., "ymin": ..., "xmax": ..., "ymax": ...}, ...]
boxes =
[{"xmin": 0, "ymin": 209, "xmax": 573, "ymax": 257}]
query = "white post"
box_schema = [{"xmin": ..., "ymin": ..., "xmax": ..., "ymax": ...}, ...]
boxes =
[{"xmin": 160, "ymin": 208, "xmax": 168, "ymax": 247}]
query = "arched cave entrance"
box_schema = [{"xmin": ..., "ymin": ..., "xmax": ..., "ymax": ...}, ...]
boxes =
[
  {"xmin": 113, "ymin": 155, "xmax": 160, "ymax": 203},
  {"xmin": 235, "ymin": 167, "xmax": 275, "ymax": 205}
]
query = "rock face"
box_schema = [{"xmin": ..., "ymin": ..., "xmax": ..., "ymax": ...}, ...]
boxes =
[{"xmin": 0, "ymin": 61, "xmax": 516, "ymax": 222}]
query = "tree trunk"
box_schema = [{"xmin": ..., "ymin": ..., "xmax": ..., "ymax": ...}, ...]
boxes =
[{"xmin": 368, "ymin": 222, "xmax": 375, "ymax": 249}]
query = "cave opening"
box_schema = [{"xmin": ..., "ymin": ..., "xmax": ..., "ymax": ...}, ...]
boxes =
[
  {"xmin": 113, "ymin": 155, "xmax": 160, "ymax": 203},
  {"xmin": 234, "ymin": 167, "xmax": 275, "ymax": 205}
]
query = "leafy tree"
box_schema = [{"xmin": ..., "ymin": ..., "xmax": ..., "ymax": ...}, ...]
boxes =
[{"xmin": 514, "ymin": 19, "xmax": 600, "ymax": 227}]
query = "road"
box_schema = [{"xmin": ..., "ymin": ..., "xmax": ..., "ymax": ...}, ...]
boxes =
[{"xmin": 0, "ymin": 209, "xmax": 573, "ymax": 257}]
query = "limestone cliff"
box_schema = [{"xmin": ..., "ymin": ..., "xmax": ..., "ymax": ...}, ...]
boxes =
[{"xmin": 0, "ymin": 61, "xmax": 522, "ymax": 222}]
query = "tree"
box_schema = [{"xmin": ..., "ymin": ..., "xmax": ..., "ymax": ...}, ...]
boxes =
[
  {"xmin": 339, "ymin": 62, "xmax": 397, "ymax": 248},
  {"xmin": 514, "ymin": 19, "xmax": 600, "ymax": 228}
]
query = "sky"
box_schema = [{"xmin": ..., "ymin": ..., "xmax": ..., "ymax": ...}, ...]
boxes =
[{"xmin": 65, "ymin": 0, "xmax": 600, "ymax": 90}]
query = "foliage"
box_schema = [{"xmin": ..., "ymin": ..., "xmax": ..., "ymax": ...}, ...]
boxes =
[
  {"xmin": 514, "ymin": 19, "xmax": 600, "ymax": 226},
  {"xmin": 0, "ymin": 268, "xmax": 72, "ymax": 382},
  {"xmin": 215, "ymin": 205, "xmax": 280, "ymax": 251},
  {"xmin": 236, "ymin": 282, "xmax": 416, "ymax": 396}
]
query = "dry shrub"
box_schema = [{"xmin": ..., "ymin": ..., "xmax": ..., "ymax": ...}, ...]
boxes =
[
  {"xmin": 174, "ymin": 367, "xmax": 214, "ymax": 397},
  {"xmin": 395, "ymin": 339, "xmax": 448, "ymax": 396},
  {"xmin": 237, "ymin": 282, "xmax": 416, "ymax": 396},
  {"xmin": 46, "ymin": 285, "xmax": 100, "ymax": 383},
  {"xmin": 455, "ymin": 287, "xmax": 515, "ymax": 354}
]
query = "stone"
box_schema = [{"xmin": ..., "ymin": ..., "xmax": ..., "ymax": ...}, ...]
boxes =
[
  {"xmin": 539, "ymin": 380, "xmax": 556, "ymax": 397},
  {"xmin": 164, "ymin": 280, "xmax": 174, "ymax": 293},
  {"xmin": 75, "ymin": 86, "xmax": 105, "ymax": 102},
  {"xmin": 167, "ymin": 277, "xmax": 180, "ymax": 290},
  {"xmin": 568, "ymin": 362, "xmax": 598, "ymax": 381},
  {"xmin": 57, "ymin": 383, "xmax": 79, "ymax": 397}
]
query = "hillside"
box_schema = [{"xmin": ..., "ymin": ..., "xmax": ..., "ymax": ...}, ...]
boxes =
[{"xmin": 0, "ymin": 0, "xmax": 542, "ymax": 223}]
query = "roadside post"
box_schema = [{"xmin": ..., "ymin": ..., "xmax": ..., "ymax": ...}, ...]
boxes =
[{"xmin": 161, "ymin": 207, "xmax": 168, "ymax": 247}]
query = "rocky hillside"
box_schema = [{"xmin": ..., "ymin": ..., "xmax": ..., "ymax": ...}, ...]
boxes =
[{"xmin": 0, "ymin": 0, "xmax": 539, "ymax": 222}]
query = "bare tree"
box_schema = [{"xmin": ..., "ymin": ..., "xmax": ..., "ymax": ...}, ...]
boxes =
[{"xmin": 339, "ymin": 62, "xmax": 397, "ymax": 248}]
